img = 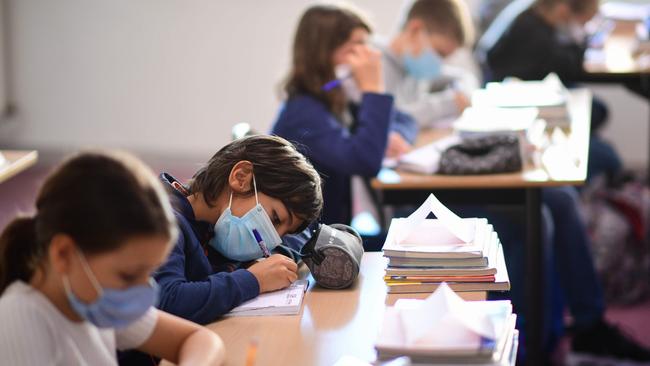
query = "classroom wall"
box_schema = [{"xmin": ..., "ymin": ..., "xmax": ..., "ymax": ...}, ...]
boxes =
[
  {"xmin": 0, "ymin": 0, "xmax": 646, "ymax": 168},
  {"xmin": 0, "ymin": 0, "xmax": 412, "ymax": 159}
]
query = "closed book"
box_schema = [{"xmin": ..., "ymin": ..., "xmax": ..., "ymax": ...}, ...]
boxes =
[
  {"xmin": 387, "ymin": 256, "xmax": 489, "ymax": 268},
  {"xmin": 385, "ymin": 266, "xmax": 497, "ymax": 277},
  {"xmin": 385, "ymin": 274, "xmax": 496, "ymax": 283}
]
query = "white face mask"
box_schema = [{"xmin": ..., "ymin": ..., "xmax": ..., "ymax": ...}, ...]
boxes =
[{"xmin": 334, "ymin": 64, "xmax": 362, "ymax": 104}]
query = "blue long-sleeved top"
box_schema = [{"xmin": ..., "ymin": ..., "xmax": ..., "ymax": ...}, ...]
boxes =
[
  {"xmin": 154, "ymin": 173, "xmax": 260, "ymax": 324},
  {"xmin": 271, "ymin": 92, "xmax": 417, "ymax": 224}
]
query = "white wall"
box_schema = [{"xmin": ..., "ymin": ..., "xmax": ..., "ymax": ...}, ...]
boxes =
[
  {"xmin": 593, "ymin": 85, "xmax": 649, "ymax": 170},
  {"xmin": 0, "ymin": 0, "xmax": 411, "ymax": 159},
  {"xmin": 0, "ymin": 0, "xmax": 646, "ymax": 169}
]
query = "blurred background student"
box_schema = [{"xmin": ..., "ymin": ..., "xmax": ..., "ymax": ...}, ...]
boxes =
[
  {"xmin": 272, "ymin": 5, "xmax": 418, "ymax": 229},
  {"xmin": 375, "ymin": 0, "xmax": 478, "ymax": 128},
  {"xmin": 483, "ymin": 0, "xmax": 623, "ymax": 182}
]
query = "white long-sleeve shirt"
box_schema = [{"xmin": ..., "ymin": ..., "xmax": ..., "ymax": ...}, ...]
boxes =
[{"xmin": 0, "ymin": 281, "xmax": 158, "ymax": 366}]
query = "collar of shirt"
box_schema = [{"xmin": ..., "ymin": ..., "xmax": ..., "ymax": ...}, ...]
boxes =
[{"xmin": 159, "ymin": 172, "xmax": 214, "ymax": 245}]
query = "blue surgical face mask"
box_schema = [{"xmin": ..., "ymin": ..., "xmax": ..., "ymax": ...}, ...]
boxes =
[
  {"xmin": 63, "ymin": 250, "xmax": 158, "ymax": 328},
  {"xmin": 209, "ymin": 176, "xmax": 282, "ymax": 262},
  {"xmin": 403, "ymin": 42, "xmax": 442, "ymax": 81}
]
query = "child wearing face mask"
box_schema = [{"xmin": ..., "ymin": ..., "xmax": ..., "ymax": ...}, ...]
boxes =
[
  {"xmin": 376, "ymin": 0, "xmax": 478, "ymax": 128},
  {"xmin": 272, "ymin": 4, "xmax": 418, "ymax": 226},
  {"xmin": 0, "ymin": 152, "xmax": 225, "ymax": 366},
  {"xmin": 152, "ymin": 135, "xmax": 323, "ymax": 325}
]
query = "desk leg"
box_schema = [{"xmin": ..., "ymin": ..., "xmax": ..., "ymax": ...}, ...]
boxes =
[
  {"xmin": 525, "ymin": 188, "xmax": 543, "ymax": 366},
  {"xmin": 644, "ymin": 74, "xmax": 650, "ymax": 185}
]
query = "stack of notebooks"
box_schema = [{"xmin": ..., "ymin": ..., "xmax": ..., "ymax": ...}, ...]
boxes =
[
  {"xmin": 375, "ymin": 283, "xmax": 518, "ymax": 365},
  {"xmin": 472, "ymin": 73, "xmax": 570, "ymax": 128},
  {"xmin": 382, "ymin": 194, "xmax": 510, "ymax": 294}
]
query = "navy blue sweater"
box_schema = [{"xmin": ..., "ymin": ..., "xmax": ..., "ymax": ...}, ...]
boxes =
[
  {"xmin": 271, "ymin": 93, "xmax": 417, "ymax": 224},
  {"xmin": 154, "ymin": 173, "xmax": 260, "ymax": 324}
]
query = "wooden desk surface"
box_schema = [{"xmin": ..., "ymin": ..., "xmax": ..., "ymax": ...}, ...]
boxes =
[
  {"xmin": 371, "ymin": 89, "xmax": 591, "ymax": 191},
  {"xmin": 0, "ymin": 150, "xmax": 38, "ymax": 184},
  {"xmin": 197, "ymin": 253, "xmax": 485, "ymax": 366},
  {"xmin": 585, "ymin": 19, "xmax": 650, "ymax": 75}
]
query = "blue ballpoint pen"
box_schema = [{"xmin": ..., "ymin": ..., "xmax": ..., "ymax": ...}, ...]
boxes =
[
  {"xmin": 321, "ymin": 71, "xmax": 352, "ymax": 92},
  {"xmin": 252, "ymin": 229, "xmax": 271, "ymax": 258}
]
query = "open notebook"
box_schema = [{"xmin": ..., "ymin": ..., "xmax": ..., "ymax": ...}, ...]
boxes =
[{"xmin": 225, "ymin": 279, "xmax": 309, "ymax": 317}]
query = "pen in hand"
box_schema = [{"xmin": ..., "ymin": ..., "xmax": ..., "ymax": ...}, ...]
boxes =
[{"xmin": 252, "ymin": 229, "xmax": 271, "ymax": 258}]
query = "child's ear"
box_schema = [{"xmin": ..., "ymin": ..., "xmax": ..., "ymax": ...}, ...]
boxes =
[
  {"xmin": 555, "ymin": 3, "xmax": 572, "ymax": 23},
  {"xmin": 405, "ymin": 18, "xmax": 426, "ymax": 38},
  {"xmin": 49, "ymin": 234, "xmax": 76, "ymax": 275},
  {"xmin": 228, "ymin": 160, "xmax": 254, "ymax": 194}
]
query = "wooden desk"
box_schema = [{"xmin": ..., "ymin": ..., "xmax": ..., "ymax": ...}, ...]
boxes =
[
  {"xmin": 0, "ymin": 150, "xmax": 38, "ymax": 184},
  {"xmin": 197, "ymin": 253, "xmax": 485, "ymax": 366},
  {"xmin": 585, "ymin": 20, "xmax": 650, "ymax": 76},
  {"xmin": 372, "ymin": 89, "xmax": 591, "ymax": 191},
  {"xmin": 584, "ymin": 16, "xmax": 650, "ymax": 179},
  {"xmin": 370, "ymin": 89, "xmax": 592, "ymax": 366}
]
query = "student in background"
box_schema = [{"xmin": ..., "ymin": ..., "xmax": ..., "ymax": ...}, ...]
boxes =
[
  {"xmin": 272, "ymin": 5, "xmax": 418, "ymax": 226},
  {"xmin": 386, "ymin": 0, "xmax": 649, "ymax": 363},
  {"xmin": 0, "ymin": 152, "xmax": 225, "ymax": 366},
  {"xmin": 154, "ymin": 135, "xmax": 322, "ymax": 324},
  {"xmin": 488, "ymin": 0, "xmax": 596, "ymax": 83},
  {"xmin": 377, "ymin": 0, "xmax": 478, "ymax": 128},
  {"xmin": 486, "ymin": 0, "xmax": 622, "ymax": 181}
]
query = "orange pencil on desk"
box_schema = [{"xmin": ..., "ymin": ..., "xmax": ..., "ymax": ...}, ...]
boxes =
[{"xmin": 245, "ymin": 338, "xmax": 259, "ymax": 366}]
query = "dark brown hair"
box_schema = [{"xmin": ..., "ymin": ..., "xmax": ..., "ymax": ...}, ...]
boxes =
[
  {"xmin": 405, "ymin": 0, "xmax": 475, "ymax": 46},
  {"xmin": 284, "ymin": 5, "xmax": 370, "ymax": 116},
  {"xmin": 189, "ymin": 135, "xmax": 323, "ymax": 233},
  {"xmin": 535, "ymin": 0, "xmax": 598, "ymax": 14},
  {"xmin": 0, "ymin": 151, "xmax": 177, "ymax": 294}
]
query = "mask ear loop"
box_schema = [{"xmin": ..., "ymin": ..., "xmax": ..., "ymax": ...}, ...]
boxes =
[
  {"xmin": 75, "ymin": 250, "xmax": 104, "ymax": 297},
  {"xmin": 252, "ymin": 174, "xmax": 259, "ymax": 205}
]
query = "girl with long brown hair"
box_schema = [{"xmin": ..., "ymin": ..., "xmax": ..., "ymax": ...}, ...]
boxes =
[{"xmin": 272, "ymin": 4, "xmax": 418, "ymax": 226}]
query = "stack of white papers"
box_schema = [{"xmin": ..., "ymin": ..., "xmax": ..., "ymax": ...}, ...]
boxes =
[
  {"xmin": 472, "ymin": 73, "xmax": 570, "ymax": 128},
  {"xmin": 375, "ymin": 283, "xmax": 518, "ymax": 365},
  {"xmin": 382, "ymin": 194, "xmax": 510, "ymax": 293},
  {"xmin": 600, "ymin": 2, "xmax": 650, "ymax": 21},
  {"xmin": 453, "ymin": 107, "xmax": 539, "ymax": 136},
  {"xmin": 225, "ymin": 280, "xmax": 309, "ymax": 317}
]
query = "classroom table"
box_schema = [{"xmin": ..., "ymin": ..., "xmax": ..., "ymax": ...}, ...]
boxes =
[
  {"xmin": 370, "ymin": 89, "xmax": 592, "ymax": 366},
  {"xmin": 162, "ymin": 253, "xmax": 486, "ymax": 366},
  {"xmin": 585, "ymin": 19, "xmax": 650, "ymax": 77},
  {"xmin": 584, "ymin": 16, "xmax": 650, "ymax": 174},
  {"xmin": 0, "ymin": 150, "xmax": 38, "ymax": 184}
]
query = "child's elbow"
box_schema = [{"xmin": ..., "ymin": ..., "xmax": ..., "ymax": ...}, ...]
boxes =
[{"xmin": 204, "ymin": 330, "xmax": 226, "ymax": 365}]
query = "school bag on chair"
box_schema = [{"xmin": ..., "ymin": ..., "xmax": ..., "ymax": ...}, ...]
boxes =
[{"xmin": 581, "ymin": 176, "xmax": 650, "ymax": 305}]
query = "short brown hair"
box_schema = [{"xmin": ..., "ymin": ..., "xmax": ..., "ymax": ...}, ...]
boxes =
[
  {"xmin": 189, "ymin": 135, "xmax": 323, "ymax": 232},
  {"xmin": 535, "ymin": 0, "xmax": 597, "ymax": 14},
  {"xmin": 405, "ymin": 0, "xmax": 475, "ymax": 46},
  {"xmin": 284, "ymin": 5, "xmax": 371, "ymax": 116}
]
